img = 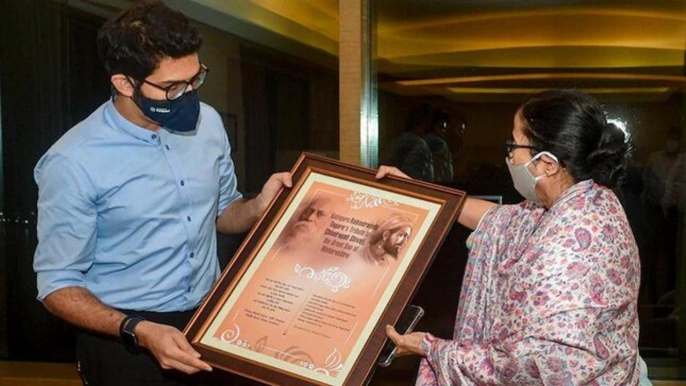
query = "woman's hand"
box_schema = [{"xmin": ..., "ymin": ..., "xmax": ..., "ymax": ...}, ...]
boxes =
[
  {"xmin": 385, "ymin": 325, "xmax": 427, "ymax": 357},
  {"xmin": 376, "ymin": 166, "xmax": 411, "ymax": 180}
]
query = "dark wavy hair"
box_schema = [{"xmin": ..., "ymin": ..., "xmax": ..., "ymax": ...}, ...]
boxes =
[
  {"xmin": 96, "ymin": 0, "xmax": 202, "ymax": 80},
  {"xmin": 519, "ymin": 89, "xmax": 630, "ymax": 189},
  {"xmin": 404, "ymin": 102, "xmax": 434, "ymax": 133}
]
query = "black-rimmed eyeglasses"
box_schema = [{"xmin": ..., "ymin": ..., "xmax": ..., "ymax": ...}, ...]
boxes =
[
  {"xmin": 504, "ymin": 139, "xmax": 538, "ymax": 158},
  {"xmin": 139, "ymin": 64, "xmax": 209, "ymax": 101}
]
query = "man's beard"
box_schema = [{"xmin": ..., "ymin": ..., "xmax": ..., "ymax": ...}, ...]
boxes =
[
  {"xmin": 290, "ymin": 221, "xmax": 317, "ymax": 241},
  {"xmin": 382, "ymin": 241, "xmax": 402, "ymax": 257}
]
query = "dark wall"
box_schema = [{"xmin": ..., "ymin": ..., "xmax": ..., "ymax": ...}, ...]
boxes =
[
  {"xmin": 0, "ymin": 1, "xmax": 109, "ymax": 361},
  {"xmin": 240, "ymin": 46, "xmax": 339, "ymax": 195}
]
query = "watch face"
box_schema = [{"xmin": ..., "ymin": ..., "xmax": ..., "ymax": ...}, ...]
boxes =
[
  {"xmin": 123, "ymin": 330, "xmax": 138, "ymax": 347},
  {"xmin": 121, "ymin": 316, "xmax": 144, "ymax": 348}
]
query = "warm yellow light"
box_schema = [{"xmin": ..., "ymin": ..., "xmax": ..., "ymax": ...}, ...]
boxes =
[
  {"xmin": 445, "ymin": 87, "xmax": 672, "ymax": 94},
  {"xmin": 397, "ymin": 73, "xmax": 686, "ymax": 87}
]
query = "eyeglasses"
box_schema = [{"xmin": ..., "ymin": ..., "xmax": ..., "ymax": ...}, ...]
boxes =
[
  {"xmin": 139, "ymin": 64, "xmax": 209, "ymax": 101},
  {"xmin": 504, "ymin": 139, "xmax": 538, "ymax": 158}
]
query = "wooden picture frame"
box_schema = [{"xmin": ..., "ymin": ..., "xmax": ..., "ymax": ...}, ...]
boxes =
[{"xmin": 185, "ymin": 153, "xmax": 466, "ymax": 386}]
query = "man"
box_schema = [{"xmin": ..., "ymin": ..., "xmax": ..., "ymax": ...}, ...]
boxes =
[
  {"xmin": 643, "ymin": 126, "xmax": 683, "ymax": 301},
  {"xmin": 363, "ymin": 214, "xmax": 413, "ymax": 266},
  {"xmin": 278, "ymin": 194, "xmax": 342, "ymax": 250},
  {"xmin": 32, "ymin": 2, "xmax": 290, "ymax": 384},
  {"xmin": 424, "ymin": 109, "xmax": 454, "ymax": 185},
  {"xmin": 381, "ymin": 103, "xmax": 435, "ymax": 182}
]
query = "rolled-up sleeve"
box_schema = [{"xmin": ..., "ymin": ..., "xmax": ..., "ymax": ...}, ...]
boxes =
[
  {"xmin": 216, "ymin": 116, "xmax": 242, "ymax": 216},
  {"xmin": 34, "ymin": 153, "xmax": 97, "ymax": 301}
]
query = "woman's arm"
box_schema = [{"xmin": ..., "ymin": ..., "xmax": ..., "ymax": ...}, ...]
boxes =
[
  {"xmin": 458, "ymin": 197, "xmax": 495, "ymax": 230},
  {"xmin": 388, "ymin": 307, "xmax": 637, "ymax": 385},
  {"xmin": 375, "ymin": 166, "xmax": 496, "ymax": 230}
]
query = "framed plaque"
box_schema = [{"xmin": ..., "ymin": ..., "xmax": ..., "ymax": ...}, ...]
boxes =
[{"xmin": 185, "ymin": 153, "xmax": 466, "ymax": 386}]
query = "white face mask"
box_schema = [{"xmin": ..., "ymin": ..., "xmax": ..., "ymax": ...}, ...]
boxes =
[{"xmin": 506, "ymin": 151, "xmax": 558, "ymax": 204}]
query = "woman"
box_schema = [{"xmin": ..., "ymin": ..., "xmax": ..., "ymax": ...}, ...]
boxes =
[{"xmin": 378, "ymin": 89, "xmax": 649, "ymax": 385}]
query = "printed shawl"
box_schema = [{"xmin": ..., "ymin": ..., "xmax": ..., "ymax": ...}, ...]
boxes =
[{"xmin": 416, "ymin": 180, "xmax": 641, "ymax": 385}]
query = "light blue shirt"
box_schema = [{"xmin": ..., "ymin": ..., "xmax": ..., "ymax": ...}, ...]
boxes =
[{"xmin": 33, "ymin": 100, "xmax": 242, "ymax": 312}]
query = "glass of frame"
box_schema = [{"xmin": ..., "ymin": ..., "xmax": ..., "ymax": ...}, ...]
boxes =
[{"xmin": 185, "ymin": 152, "xmax": 466, "ymax": 386}]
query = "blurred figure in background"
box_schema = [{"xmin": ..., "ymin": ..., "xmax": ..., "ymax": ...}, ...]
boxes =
[
  {"xmin": 642, "ymin": 125, "xmax": 682, "ymax": 302},
  {"xmin": 643, "ymin": 126, "xmax": 681, "ymax": 211},
  {"xmin": 382, "ymin": 102, "xmax": 434, "ymax": 182},
  {"xmin": 424, "ymin": 109, "xmax": 454, "ymax": 185}
]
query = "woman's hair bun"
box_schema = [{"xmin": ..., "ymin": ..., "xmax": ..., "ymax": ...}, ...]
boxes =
[
  {"xmin": 520, "ymin": 90, "xmax": 632, "ymax": 189},
  {"xmin": 586, "ymin": 121, "xmax": 630, "ymax": 188}
]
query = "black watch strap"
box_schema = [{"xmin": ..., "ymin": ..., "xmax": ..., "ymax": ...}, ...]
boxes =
[{"xmin": 120, "ymin": 315, "xmax": 146, "ymax": 348}]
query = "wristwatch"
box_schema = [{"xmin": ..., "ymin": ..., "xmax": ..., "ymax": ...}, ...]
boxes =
[{"xmin": 119, "ymin": 315, "xmax": 146, "ymax": 348}]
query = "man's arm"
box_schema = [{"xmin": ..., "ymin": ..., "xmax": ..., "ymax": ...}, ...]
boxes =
[
  {"xmin": 216, "ymin": 172, "xmax": 292, "ymax": 234},
  {"xmin": 44, "ymin": 287, "xmax": 123, "ymax": 336},
  {"xmin": 44, "ymin": 287, "xmax": 212, "ymax": 374}
]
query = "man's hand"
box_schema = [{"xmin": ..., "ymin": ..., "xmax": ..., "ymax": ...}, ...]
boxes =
[
  {"xmin": 137, "ymin": 321, "xmax": 212, "ymax": 374},
  {"xmin": 216, "ymin": 172, "xmax": 292, "ymax": 234},
  {"xmin": 376, "ymin": 166, "xmax": 411, "ymax": 180},
  {"xmin": 385, "ymin": 325, "xmax": 427, "ymax": 357},
  {"xmin": 255, "ymin": 172, "xmax": 292, "ymax": 212}
]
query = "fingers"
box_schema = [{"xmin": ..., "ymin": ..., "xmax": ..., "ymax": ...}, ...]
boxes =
[
  {"xmin": 172, "ymin": 333, "xmax": 202, "ymax": 359},
  {"xmin": 170, "ymin": 333, "xmax": 213, "ymax": 372},
  {"xmin": 376, "ymin": 166, "xmax": 394, "ymax": 179},
  {"xmin": 385, "ymin": 324, "xmax": 400, "ymax": 342},
  {"xmin": 159, "ymin": 357, "xmax": 198, "ymax": 374},
  {"xmin": 158, "ymin": 345, "xmax": 212, "ymax": 374},
  {"xmin": 385, "ymin": 324, "xmax": 409, "ymax": 356},
  {"xmin": 376, "ymin": 166, "xmax": 410, "ymax": 180},
  {"xmin": 271, "ymin": 172, "xmax": 292, "ymax": 188},
  {"xmin": 256, "ymin": 172, "xmax": 292, "ymax": 213},
  {"xmin": 262, "ymin": 172, "xmax": 292, "ymax": 196},
  {"xmin": 384, "ymin": 325, "xmax": 426, "ymax": 357},
  {"xmin": 142, "ymin": 323, "xmax": 213, "ymax": 374},
  {"xmin": 173, "ymin": 331, "xmax": 199, "ymax": 355},
  {"xmin": 158, "ymin": 346, "xmax": 212, "ymax": 374},
  {"xmin": 177, "ymin": 356, "xmax": 212, "ymax": 373},
  {"xmin": 280, "ymin": 172, "xmax": 293, "ymax": 188},
  {"xmin": 161, "ymin": 356, "xmax": 210, "ymax": 375}
]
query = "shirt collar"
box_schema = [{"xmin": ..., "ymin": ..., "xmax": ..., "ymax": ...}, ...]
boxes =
[{"xmin": 104, "ymin": 98, "xmax": 161, "ymax": 145}]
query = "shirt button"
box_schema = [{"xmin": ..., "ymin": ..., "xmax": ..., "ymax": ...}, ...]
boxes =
[
  {"xmin": 190, "ymin": 252, "xmax": 195, "ymax": 258},
  {"xmin": 187, "ymin": 216, "xmax": 191, "ymax": 222},
  {"xmin": 151, "ymin": 134, "xmax": 157, "ymax": 140},
  {"xmin": 180, "ymin": 180, "xmax": 185, "ymax": 186}
]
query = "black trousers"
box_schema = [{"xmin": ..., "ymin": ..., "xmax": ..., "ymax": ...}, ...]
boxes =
[{"xmin": 75, "ymin": 309, "xmax": 262, "ymax": 386}]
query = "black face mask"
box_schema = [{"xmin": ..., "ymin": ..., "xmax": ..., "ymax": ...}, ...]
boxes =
[{"xmin": 135, "ymin": 90, "xmax": 200, "ymax": 133}]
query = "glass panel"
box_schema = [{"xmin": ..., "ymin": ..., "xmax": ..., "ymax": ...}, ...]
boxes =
[{"xmin": 373, "ymin": 0, "xmax": 686, "ymax": 381}]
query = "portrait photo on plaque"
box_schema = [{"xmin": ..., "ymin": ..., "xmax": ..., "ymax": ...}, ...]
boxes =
[{"xmin": 185, "ymin": 153, "xmax": 465, "ymax": 386}]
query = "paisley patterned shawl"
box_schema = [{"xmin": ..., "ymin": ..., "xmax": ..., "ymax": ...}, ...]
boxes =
[{"xmin": 416, "ymin": 180, "xmax": 641, "ymax": 385}]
